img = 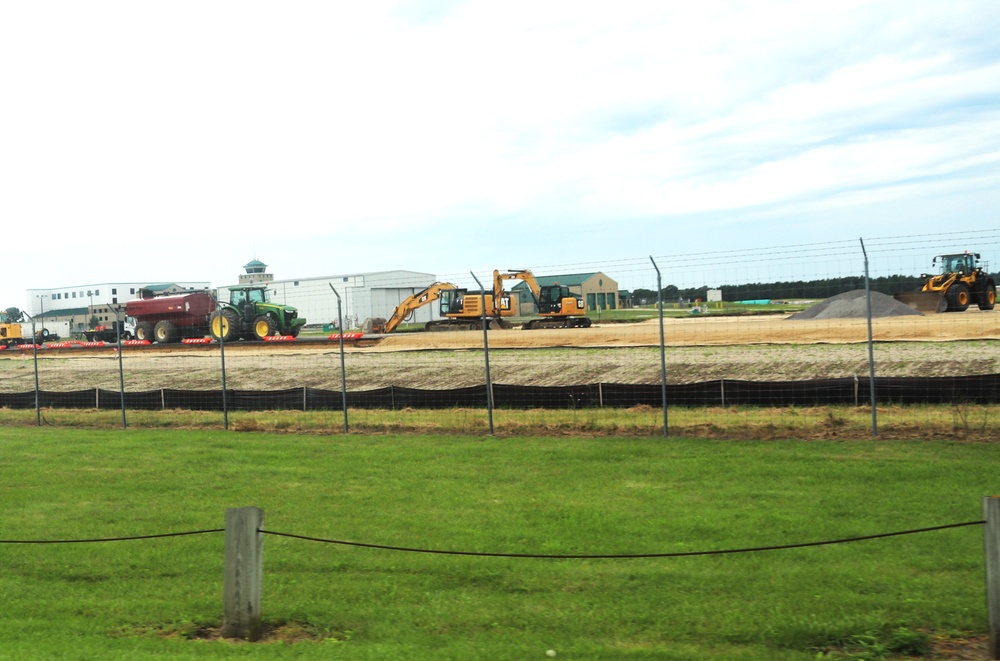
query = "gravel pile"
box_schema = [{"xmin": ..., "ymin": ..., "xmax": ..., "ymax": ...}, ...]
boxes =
[{"xmin": 788, "ymin": 289, "xmax": 923, "ymax": 320}]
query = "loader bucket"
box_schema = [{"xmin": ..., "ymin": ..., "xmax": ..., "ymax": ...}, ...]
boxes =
[{"xmin": 893, "ymin": 291, "xmax": 946, "ymax": 313}]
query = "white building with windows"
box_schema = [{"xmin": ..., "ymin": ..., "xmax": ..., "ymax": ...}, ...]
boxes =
[{"xmin": 25, "ymin": 281, "xmax": 210, "ymax": 332}]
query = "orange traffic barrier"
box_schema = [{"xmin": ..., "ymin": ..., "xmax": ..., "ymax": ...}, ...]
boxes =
[
  {"xmin": 124, "ymin": 339, "xmax": 151, "ymax": 346},
  {"xmin": 328, "ymin": 332, "xmax": 363, "ymax": 340},
  {"xmin": 263, "ymin": 335, "xmax": 296, "ymax": 342},
  {"xmin": 181, "ymin": 337, "xmax": 213, "ymax": 344}
]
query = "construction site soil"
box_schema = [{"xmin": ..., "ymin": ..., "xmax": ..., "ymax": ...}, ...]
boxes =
[{"xmin": 1, "ymin": 309, "xmax": 997, "ymax": 392}]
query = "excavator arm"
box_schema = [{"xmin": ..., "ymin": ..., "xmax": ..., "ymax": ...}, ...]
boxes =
[{"xmin": 366, "ymin": 282, "xmax": 458, "ymax": 334}]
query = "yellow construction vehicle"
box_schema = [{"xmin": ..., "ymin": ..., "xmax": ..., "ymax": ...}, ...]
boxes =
[
  {"xmin": 363, "ymin": 281, "xmax": 516, "ymax": 333},
  {"xmin": 495, "ymin": 269, "xmax": 592, "ymax": 330},
  {"xmin": 894, "ymin": 251, "xmax": 996, "ymax": 313}
]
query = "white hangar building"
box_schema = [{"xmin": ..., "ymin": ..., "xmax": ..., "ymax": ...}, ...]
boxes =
[{"xmin": 219, "ymin": 260, "xmax": 440, "ymax": 330}]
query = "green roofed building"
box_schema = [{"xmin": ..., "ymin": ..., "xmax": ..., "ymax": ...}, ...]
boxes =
[{"xmin": 510, "ymin": 272, "xmax": 619, "ymax": 314}]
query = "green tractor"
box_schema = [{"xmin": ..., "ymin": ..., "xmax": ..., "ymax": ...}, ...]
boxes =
[{"xmin": 209, "ymin": 286, "xmax": 306, "ymax": 342}]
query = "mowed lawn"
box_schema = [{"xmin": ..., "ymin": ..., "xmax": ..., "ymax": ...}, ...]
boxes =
[{"xmin": 0, "ymin": 427, "xmax": 996, "ymax": 660}]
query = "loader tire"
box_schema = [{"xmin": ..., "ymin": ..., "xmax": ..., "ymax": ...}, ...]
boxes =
[
  {"xmin": 979, "ymin": 282, "xmax": 996, "ymax": 311},
  {"xmin": 946, "ymin": 283, "xmax": 970, "ymax": 312}
]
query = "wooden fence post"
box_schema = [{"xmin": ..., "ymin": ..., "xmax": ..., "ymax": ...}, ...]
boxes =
[
  {"xmin": 985, "ymin": 496, "xmax": 1000, "ymax": 659},
  {"xmin": 222, "ymin": 506, "xmax": 265, "ymax": 640}
]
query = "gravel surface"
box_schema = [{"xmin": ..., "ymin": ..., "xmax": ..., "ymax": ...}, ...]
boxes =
[{"xmin": 788, "ymin": 290, "xmax": 922, "ymax": 320}]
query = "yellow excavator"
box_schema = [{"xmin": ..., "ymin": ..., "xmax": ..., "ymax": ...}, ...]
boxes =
[
  {"xmin": 495, "ymin": 269, "xmax": 592, "ymax": 330},
  {"xmin": 893, "ymin": 251, "xmax": 996, "ymax": 313},
  {"xmin": 363, "ymin": 281, "xmax": 516, "ymax": 333}
]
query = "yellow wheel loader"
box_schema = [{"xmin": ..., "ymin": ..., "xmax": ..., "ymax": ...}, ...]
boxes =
[{"xmin": 893, "ymin": 252, "xmax": 996, "ymax": 313}]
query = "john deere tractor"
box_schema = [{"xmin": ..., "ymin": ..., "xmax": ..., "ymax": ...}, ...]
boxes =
[
  {"xmin": 894, "ymin": 252, "xmax": 996, "ymax": 313},
  {"xmin": 209, "ymin": 286, "xmax": 306, "ymax": 341}
]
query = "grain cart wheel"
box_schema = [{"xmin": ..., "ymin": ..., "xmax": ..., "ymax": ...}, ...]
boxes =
[
  {"xmin": 946, "ymin": 283, "xmax": 971, "ymax": 312},
  {"xmin": 253, "ymin": 314, "xmax": 276, "ymax": 340},
  {"xmin": 153, "ymin": 320, "xmax": 178, "ymax": 343},
  {"xmin": 209, "ymin": 309, "xmax": 239, "ymax": 342},
  {"xmin": 979, "ymin": 281, "xmax": 996, "ymax": 311},
  {"xmin": 134, "ymin": 322, "xmax": 155, "ymax": 342}
]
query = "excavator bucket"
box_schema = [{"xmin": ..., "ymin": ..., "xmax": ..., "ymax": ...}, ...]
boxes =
[{"xmin": 893, "ymin": 291, "xmax": 946, "ymax": 313}]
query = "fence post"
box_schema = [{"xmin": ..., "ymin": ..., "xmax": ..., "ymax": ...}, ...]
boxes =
[
  {"xmin": 985, "ymin": 496, "xmax": 1000, "ymax": 659},
  {"xmin": 222, "ymin": 506, "xmax": 265, "ymax": 640}
]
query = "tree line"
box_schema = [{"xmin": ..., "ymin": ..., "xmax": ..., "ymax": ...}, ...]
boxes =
[{"xmin": 630, "ymin": 274, "xmax": 935, "ymax": 304}]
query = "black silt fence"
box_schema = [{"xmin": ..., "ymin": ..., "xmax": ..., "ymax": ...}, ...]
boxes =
[{"xmin": 2, "ymin": 375, "xmax": 999, "ymax": 411}]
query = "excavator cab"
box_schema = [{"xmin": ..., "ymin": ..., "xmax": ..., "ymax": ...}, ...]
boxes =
[{"xmin": 439, "ymin": 288, "xmax": 465, "ymax": 315}]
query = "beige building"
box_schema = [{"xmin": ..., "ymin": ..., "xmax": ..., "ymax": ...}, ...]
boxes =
[{"xmin": 511, "ymin": 272, "xmax": 619, "ymax": 314}]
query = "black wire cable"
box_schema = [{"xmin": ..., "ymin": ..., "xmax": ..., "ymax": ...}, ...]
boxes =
[
  {"xmin": 261, "ymin": 520, "xmax": 985, "ymax": 559},
  {"xmin": 0, "ymin": 520, "xmax": 984, "ymax": 557},
  {"xmin": 0, "ymin": 529, "xmax": 224, "ymax": 544}
]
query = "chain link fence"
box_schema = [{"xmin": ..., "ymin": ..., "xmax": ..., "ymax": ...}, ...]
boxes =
[{"xmin": 3, "ymin": 231, "xmax": 998, "ymax": 437}]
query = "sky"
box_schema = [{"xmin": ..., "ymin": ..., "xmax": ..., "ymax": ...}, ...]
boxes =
[{"xmin": 2, "ymin": 0, "xmax": 999, "ymax": 309}]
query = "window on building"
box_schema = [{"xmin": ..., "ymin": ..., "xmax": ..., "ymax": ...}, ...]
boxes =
[
  {"xmin": 112, "ymin": 288, "xmax": 117, "ymax": 295},
  {"xmin": 72, "ymin": 292, "xmax": 76, "ymax": 298},
  {"xmin": 130, "ymin": 288, "xmax": 135, "ymax": 294},
  {"xmin": 95, "ymin": 290, "xmax": 100, "ymax": 296},
  {"xmin": 294, "ymin": 281, "xmax": 299, "ymax": 286}
]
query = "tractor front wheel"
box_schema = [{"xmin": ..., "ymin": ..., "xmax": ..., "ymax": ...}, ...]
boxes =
[{"xmin": 253, "ymin": 314, "xmax": 276, "ymax": 340}]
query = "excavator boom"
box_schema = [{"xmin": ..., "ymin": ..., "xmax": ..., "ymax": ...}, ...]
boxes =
[{"xmin": 363, "ymin": 282, "xmax": 457, "ymax": 334}]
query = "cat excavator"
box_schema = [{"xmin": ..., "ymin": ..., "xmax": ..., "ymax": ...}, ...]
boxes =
[
  {"xmin": 363, "ymin": 281, "xmax": 516, "ymax": 333},
  {"xmin": 495, "ymin": 269, "xmax": 592, "ymax": 330},
  {"xmin": 893, "ymin": 251, "xmax": 996, "ymax": 313}
]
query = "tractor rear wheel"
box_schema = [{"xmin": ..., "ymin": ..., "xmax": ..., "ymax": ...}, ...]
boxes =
[
  {"xmin": 209, "ymin": 309, "xmax": 240, "ymax": 342},
  {"xmin": 153, "ymin": 320, "xmax": 178, "ymax": 343},
  {"xmin": 253, "ymin": 314, "xmax": 276, "ymax": 340},
  {"xmin": 946, "ymin": 283, "xmax": 971, "ymax": 312}
]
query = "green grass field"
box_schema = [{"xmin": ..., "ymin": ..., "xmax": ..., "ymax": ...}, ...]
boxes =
[{"xmin": 0, "ymin": 427, "xmax": 995, "ymax": 659}]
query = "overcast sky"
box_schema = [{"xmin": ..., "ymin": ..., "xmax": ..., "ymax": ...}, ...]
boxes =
[{"xmin": 2, "ymin": 1, "xmax": 998, "ymax": 309}]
